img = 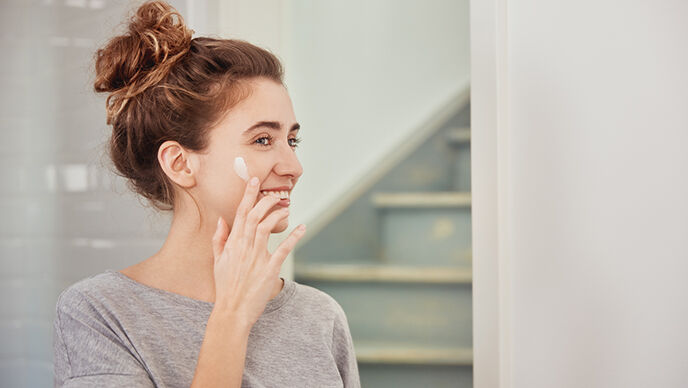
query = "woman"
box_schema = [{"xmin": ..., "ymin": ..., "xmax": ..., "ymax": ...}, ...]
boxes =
[{"xmin": 52, "ymin": 1, "xmax": 361, "ymax": 387}]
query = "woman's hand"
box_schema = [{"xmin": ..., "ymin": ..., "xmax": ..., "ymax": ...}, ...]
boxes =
[{"xmin": 211, "ymin": 176, "xmax": 306, "ymax": 327}]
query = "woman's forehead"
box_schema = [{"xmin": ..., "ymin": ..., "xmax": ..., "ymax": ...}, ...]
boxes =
[{"xmin": 216, "ymin": 82, "xmax": 296, "ymax": 135}]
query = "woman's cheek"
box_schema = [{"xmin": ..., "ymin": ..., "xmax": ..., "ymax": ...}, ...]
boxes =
[{"xmin": 206, "ymin": 177, "xmax": 241, "ymax": 214}]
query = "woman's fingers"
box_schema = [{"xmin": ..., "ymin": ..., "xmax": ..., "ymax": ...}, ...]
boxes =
[
  {"xmin": 251, "ymin": 208, "xmax": 290, "ymax": 258},
  {"xmin": 228, "ymin": 176, "xmax": 261, "ymax": 248},
  {"xmin": 210, "ymin": 174, "xmax": 305, "ymax": 327},
  {"xmin": 269, "ymin": 225, "xmax": 307, "ymax": 269},
  {"xmin": 242, "ymin": 196, "xmax": 282, "ymax": 246}
]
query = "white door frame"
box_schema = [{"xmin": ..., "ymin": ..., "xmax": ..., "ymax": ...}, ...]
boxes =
[{"xmin": 470, "ymin": 0, "xmax": 511, "ymax": 386}]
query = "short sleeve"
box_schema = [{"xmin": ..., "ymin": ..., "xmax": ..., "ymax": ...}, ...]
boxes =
[
  {"xmin": 53, "ymin": 288, "xmax": 155, "ymax": 388},
  {"xmin": 331, "ymin": 301, "xmax": 361, "ymax": 388}
]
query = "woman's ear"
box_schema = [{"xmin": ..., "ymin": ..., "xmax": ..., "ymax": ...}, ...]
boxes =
[{"xmin": 157, "ymin": 140, "xmax": 198, "ymax": 188}]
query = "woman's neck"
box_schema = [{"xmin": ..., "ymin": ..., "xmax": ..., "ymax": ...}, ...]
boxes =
[{"xmin": 123, "ymin": 207, "xmax": 283, "ymax": 304}]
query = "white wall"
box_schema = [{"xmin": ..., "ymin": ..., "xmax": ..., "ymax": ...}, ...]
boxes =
[{"xmin": 472, "ymin": 0, "xmax": 688, "ymax": 387}]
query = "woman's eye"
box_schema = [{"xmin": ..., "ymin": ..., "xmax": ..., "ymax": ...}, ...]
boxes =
[
  {"xmin": 255, "ymin": 135, "xmax": 302, "ymax": 149},
  {"xmin": 256, "ymin": 136, "xmax": 271, "ymax": 146},
  {"xmin": 289, "ymin": 137, "xmax": 302, "ymax": 148}
]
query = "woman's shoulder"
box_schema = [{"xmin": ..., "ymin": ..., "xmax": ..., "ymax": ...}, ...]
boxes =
[
  {"xmin": 291, "ymin": 281, "xmax": 348, "ymax": 320},
  {"xmin": 55, "ymin": 269, "xmax": 139, "ymax": 319},
  {"xmin": 56, "ymin": 270, "xmax": 124, "ymax": 303},
  {"xmin": 53, "ymin": 271, "xmax": 156, "ymax": 387}
]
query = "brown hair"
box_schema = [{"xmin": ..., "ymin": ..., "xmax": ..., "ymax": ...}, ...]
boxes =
[{"xmin": 93, "ymin": 0, "xmax": 284, "ymax": 211}]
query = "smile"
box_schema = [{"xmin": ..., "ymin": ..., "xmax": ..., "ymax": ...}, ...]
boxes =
[{"xmin": 260, "ymin": 190, "xmax": 290, "ymax": 200}]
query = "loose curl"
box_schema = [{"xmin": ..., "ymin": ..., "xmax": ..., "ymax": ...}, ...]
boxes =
[{"xmin": 93, "ymin": 0, "xmax": 284, "ymax": 212}]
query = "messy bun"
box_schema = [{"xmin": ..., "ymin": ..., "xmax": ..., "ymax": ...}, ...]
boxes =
[
  {"xmin": 92, "ymin": 0, "xmax": 284, "ymax": 211},
  {"xmin": 94, "ymin": 0, "xmax": 193, "ymax": 121}
]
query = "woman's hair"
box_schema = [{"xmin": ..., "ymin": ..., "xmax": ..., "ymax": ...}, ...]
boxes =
[{"xmin": 93, "ymin": 0, "xmax": 284, "ymax": 211}]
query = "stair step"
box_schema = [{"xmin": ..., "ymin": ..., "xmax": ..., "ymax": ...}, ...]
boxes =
[
  {"xmin": 355, "ymin": 342, "xmax": 473, "ymax": 365},
  {"xmin": 379, "ymin": 207, "xmax": 472, "ymax": 266},
  {"xmin": 446, "ymin": 127, "xmax": 471, "ymax": 145},
  {"xmin": 302, "ymin": 281, "xmax": 472, "ymax": 347},
  {"xmin": 358, "ymin": 363, "xmax": 472, "ymax": 388},
  {"xmin": 295, "ymin": 264, "xmax": 471, "ymax": 284},
  {"xmin": 372, "ymin": 191, "xmax": 471, "ymax": 208}
]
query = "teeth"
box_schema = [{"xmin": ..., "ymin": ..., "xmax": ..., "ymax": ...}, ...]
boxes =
[{"xmin": 260, "ymin": 190, "xmax": 290, "ymax": 200}]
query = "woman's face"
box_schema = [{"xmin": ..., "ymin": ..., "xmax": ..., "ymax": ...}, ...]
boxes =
[{"xmin": 194, "ymin": 77, "xmax": 303, "ymax": 234}]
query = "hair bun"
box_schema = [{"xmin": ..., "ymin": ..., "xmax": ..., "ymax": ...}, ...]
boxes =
[{"xmin": 94, "ymin": 1, "xmax": 194, "ymax": 123}]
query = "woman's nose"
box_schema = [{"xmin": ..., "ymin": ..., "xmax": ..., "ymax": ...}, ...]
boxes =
[{"xmin": 274, "ymin": 141, "xmax": 303, "ymax": 179}]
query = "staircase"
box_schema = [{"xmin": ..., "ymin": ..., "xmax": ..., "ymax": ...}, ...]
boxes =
[{"xmin": 294, "ymin": 89, "xmax": 472, "ymax": 387}]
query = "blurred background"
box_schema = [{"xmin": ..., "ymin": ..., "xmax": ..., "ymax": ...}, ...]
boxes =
[{"xmin": 1, "ymin": 0, "xmax": 471, "ymax": 387}]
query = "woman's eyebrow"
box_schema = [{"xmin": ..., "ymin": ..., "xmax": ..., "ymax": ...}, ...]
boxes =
[{"xmin": 242, "ymin": 121, "xmax": 300, "ymax": 135}]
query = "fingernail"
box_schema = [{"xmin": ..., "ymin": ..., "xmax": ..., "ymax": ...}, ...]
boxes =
[
  {"xmin": 250, "ymin": 177, "xmax": 258, "ymax": 186},
  {"xmin": 217, "ymin": 217, "xmax": 222, "ymax": 227},
  {"xmin": 297, "ymin": 224, "xmax": 306, "ymax": 231}
]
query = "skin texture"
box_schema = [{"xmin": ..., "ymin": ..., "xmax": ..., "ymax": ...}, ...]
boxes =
[{"xmin": 119, "ymin": 77, "xmax": 303, "ymax": 304}]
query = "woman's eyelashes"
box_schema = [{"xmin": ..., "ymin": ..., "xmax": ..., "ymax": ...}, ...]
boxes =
[{"xmin": 255, "ymin": 135, "xmax": 302, "ymax": 149}]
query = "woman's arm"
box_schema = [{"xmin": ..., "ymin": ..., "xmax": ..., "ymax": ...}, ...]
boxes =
[
  {"xmin": 331, "ymin": 301, "xmax": 362, "ymax": 388},
  {"xmin": 189, "ymin": 307, "xmax": 253, "ymax": 388}
]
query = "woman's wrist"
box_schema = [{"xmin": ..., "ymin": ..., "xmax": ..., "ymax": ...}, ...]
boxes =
[{"xmin": 209, "ymin": 305, "xmax": 254, "ymax": 333}]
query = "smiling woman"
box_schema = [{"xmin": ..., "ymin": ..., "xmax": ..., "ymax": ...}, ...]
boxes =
[{"xmin": 51, "ymin": 1, "xmax": 360, "ymax": 387}]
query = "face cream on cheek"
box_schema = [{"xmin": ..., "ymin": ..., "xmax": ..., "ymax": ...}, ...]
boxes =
[{"xmin": 234, "ymin": 156, "xmax": 249, "ymax": 181}]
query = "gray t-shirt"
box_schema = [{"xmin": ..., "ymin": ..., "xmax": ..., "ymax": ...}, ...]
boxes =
[{"xmin": 52, "ymin": 269, "xmax": 361, "ymax": 388}]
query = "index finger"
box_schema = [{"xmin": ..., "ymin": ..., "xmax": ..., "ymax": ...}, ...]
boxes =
[{"xmin": 229, "ymin": 176, "xmax": 260, "ymax": 241}]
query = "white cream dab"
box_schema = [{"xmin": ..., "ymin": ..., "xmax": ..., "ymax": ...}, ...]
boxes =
[{"xmin": 234, "ymin": 156, "xmax": 249, "ymax": 181}]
